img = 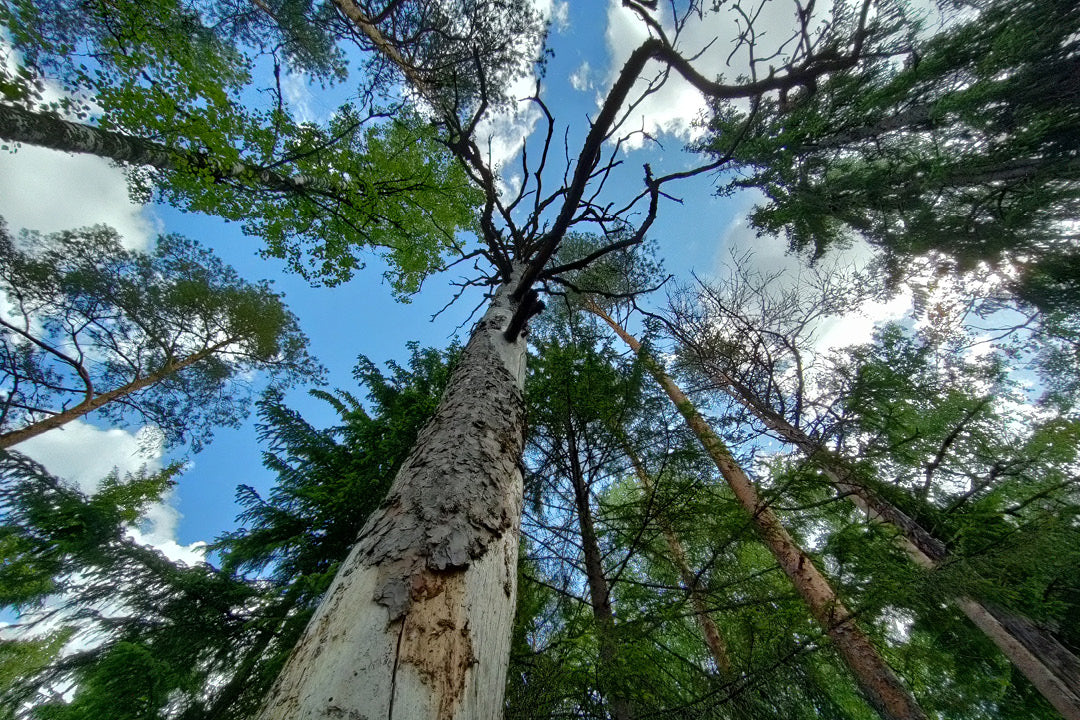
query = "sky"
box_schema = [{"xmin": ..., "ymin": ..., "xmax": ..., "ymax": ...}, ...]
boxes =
[{"xmin": 0, "ymin": 0, "xmax": 915, "ymax": 577}]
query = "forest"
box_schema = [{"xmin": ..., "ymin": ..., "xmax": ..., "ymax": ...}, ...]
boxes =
[{"xmin": 0, "ymin": 0, "xmax": 1078, "ymax": 718}]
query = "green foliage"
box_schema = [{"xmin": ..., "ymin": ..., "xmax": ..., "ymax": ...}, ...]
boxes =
[
  {"xmin": 0, "ymin": 220, "xmax": 318, "ymax": 450},
  {"xmin": 701, "ymin": 0, "xmax": 1080, "ymax": 313},
  {"xmin": 0, "ymin": 631, "xmax": 69, "ymax": 720},
  {"xmin": 0, "ymin": 451, "xmax": 256, "ymax": 719},
  {"xmin": 0, "ymin": 344, "xmax": 456, "ymax": 719},
  {"xmin": 1, "ymin": 1, "xmax": 484, "ymax": 288},
  {"xmin": 355, "ymin": 0, "xmax": 548, "ymax": 111},
  {"xmin": 216, "ymin": 343, "xmax": 457, "ymax": 600},
  {"xmin": 515, "ymin": 329, "xmax": 889, "ymax": 718}
]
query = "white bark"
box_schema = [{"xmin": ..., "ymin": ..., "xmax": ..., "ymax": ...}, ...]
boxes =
[{"xmin": 256, "ymin": 274, "xmax": 528, "ymax": 720}]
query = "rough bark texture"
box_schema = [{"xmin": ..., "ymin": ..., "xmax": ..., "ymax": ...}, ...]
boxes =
[
  {"xmin": 588, "ymin": 304, "xmax": 926, "ymax": 720},
  {"xmin": 699, "ymin": 366, "xmax": 1080, "ymax": 718},
  {"xmin": 623, "ymin": 442, "xmax": 733, "ymax": 675},
  {"xmin": 256, "ymin": 277, "xmax": 528, "ymax": 720}
]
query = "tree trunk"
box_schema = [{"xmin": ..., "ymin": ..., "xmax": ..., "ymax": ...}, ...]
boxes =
[
  {"xmin": 587, "ymin": 303, "xmax": 926, "ymax": 720},
  {"xmin": 0, "ymin": 104, "xmax": 343, "ymax": 196},
  {"xmin": 698, "ymin": 364, "xmax": 1080, "ymax": 719},
  {"xmin": 622, "ymin": 441, "xmax": 734, "ymax": 675},
  {"xmin": 0, "ymin": 343, "xmax": 226, "ymax": 450},
  {"xmin": 255, "ymin": 275, "xmax": 529, "ymax": 720},
  {"xmin": 565, "ymin": 424, "xmax": 634, "ymax": 720}
]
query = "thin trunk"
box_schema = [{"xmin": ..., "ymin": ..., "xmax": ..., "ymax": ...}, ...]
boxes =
[
  {"xmin": 621, "ymin": 441, "xmax": 734, "ymax": 675},
  {"xmin": 566, "ymin": 424, "xmax": 634, "ymax": 720},
  {"xmin": 700, "ymin": 364, "xmax": 1080, "ymax": 719},
  {"xmin": 588, "ymin": 303, "xmax": 926, "ymax": 720},
  {"xmin": 256, "ymin": 274, "xmax": 529, "ymax": 720},
  {"xmin": 0, "ymin": 104, "xmax": 344, "ymax": 196},
  {"xmin": 0, "ymin": 342, "xmax": 226, "ymax": 450},
  {"xmin": 330, "ymin": 0, "xmax": 434, "ymax": 97}
]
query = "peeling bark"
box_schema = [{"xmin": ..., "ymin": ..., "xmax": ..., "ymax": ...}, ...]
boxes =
[
  {"xmin": 256, "ymin": 275, "xmax": 528, "ymax": 720},
  {"xmin": 588, "ymin": 303, "xmax": 926, "ymax": 720}
]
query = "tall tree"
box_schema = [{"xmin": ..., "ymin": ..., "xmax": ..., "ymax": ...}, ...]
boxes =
[
  {"xmin": 699, "ymin": 0, "xmax": 1080, "ymax": 314},
  {"xmin": 586, "ymin": 300, "xmax": 927, "ymax": 720},
  {"xmin": 0, "ymin": 346, "xmax": 455, "ymax": 719},
  {"xmin": 525, "ymin": 332, "xmax": 647, "ymax": 720},
  {"xmin": 254, "ymin": 2, "xmax": 893, "ymax": 718},
  {"xmin": 0, "ymin": 221, "xmax": 317, "ymax": 451}
]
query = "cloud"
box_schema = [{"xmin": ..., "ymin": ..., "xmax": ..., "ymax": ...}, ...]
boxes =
[
  {"xmin": 128, "ymin": 494, "xmax": 207, "ymax": 566},
  {"xmin": 600, "ymin": 0, "xmax": 841, "ymax": 148},
  {"xmin": 14, "ymin": 421, "xmax": 163, "ymax": 494},
  {"xmin": 281, "ymin": 70, "xmax": 318, "ymax": 124},
  {"xmin": 570, "ymin": 61, "xmax": 592, "ymax": 92},
  {"xmin": 550, "ymin": 1, "xmax": 570, "ymax": 32},
  {"xmin": 0, "ymin": 145, "xmax": 158, "ymax": 251}
]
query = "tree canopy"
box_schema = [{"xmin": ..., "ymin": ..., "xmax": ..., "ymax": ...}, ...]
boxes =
[{"xmin": 1, "ymin": 0, "xmax": 1079, "ymax": 718}]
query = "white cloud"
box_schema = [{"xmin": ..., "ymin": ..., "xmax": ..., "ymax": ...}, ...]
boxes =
[
  {"xmin": 281, "ymin": 71, "xmax": 314, "ymax": 122},
  {"xmin": 475, "ymin": 73, "xmax": 545, "ymax": 196},
  {"xmin": 14, "ymin": 421, "xmax": 163, "ymax": 494},
  {"xmin": 0, "ymin": 146, "xmax": 158, "ymax": 251},
  {"xmin": 814, "ymin": 289, "xmax": 912, "ymax": 353},
  {"xmin": 128, "ymin": 494, "xmax": 207, "ymax": 566},
  {"xmin": 601, "ymin": 1, "xmax": 707, "ymax": 147},
  {"xmin": 570, "ymin": 61, "xmax": 592, "ymax": 92},
  {"xmin": 550, "ymin": 1, "xmax": 570, "ymax": 32},
  {"xmin": 600, "ymin": 0, "xmax": 840, "ymax": 148}
]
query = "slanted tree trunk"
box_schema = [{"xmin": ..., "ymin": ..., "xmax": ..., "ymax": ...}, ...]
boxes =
[
  {"xmin": 256, "ymin": 275, "xmax": 529, "ymax": 720},
  {"xmin": 0, "ymin": 104, "xmax": 344, "ymax": 196},
  {"xmin": 587, "ymin": 302, "xmax": 926, "ymax": 720},
  {"xmin": 699, "ymin": 365, "xmax": 1080, "ymax": 720},
  {"xmin": 565, "ymin": 422, "xmax": 634, "ymax": 720},
  {"xmin": 0, "ymin": 341, "xmax": 228, "ymax": 450},
  {"xmin": 621, "ymin": 441, "xmax": 734, "ymax": 675}
]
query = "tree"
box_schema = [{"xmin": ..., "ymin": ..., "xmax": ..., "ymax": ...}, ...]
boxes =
[
  {"xmin": 0, "ymin": 0, "xmax": 484, "ymax": 289},
  {"xmin": 0, "ymin": 222, "xmax": 317, "ymax": 451},
  {"xmin": 662, "ymin": 262, "xmax": 1080, "ymax": 717},
  {"xmin": 699, "ymin": 0, "xmax": 1080, "ymax": 314},
  {"xmin": 525, "ymin": 330, "xmax": 647, "ymax": 720},
  {"xmin": 0, "ymin": 346, "xmax": 455, "ymax": 719},
  {"xmin": 250, "ymin": 2, "xmax": 898, "ymax": 718}
]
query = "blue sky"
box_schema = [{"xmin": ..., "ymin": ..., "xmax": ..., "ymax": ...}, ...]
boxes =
[{"xmin": 0, "ymin": 0, "xmax": 908, "ymax": 565}]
